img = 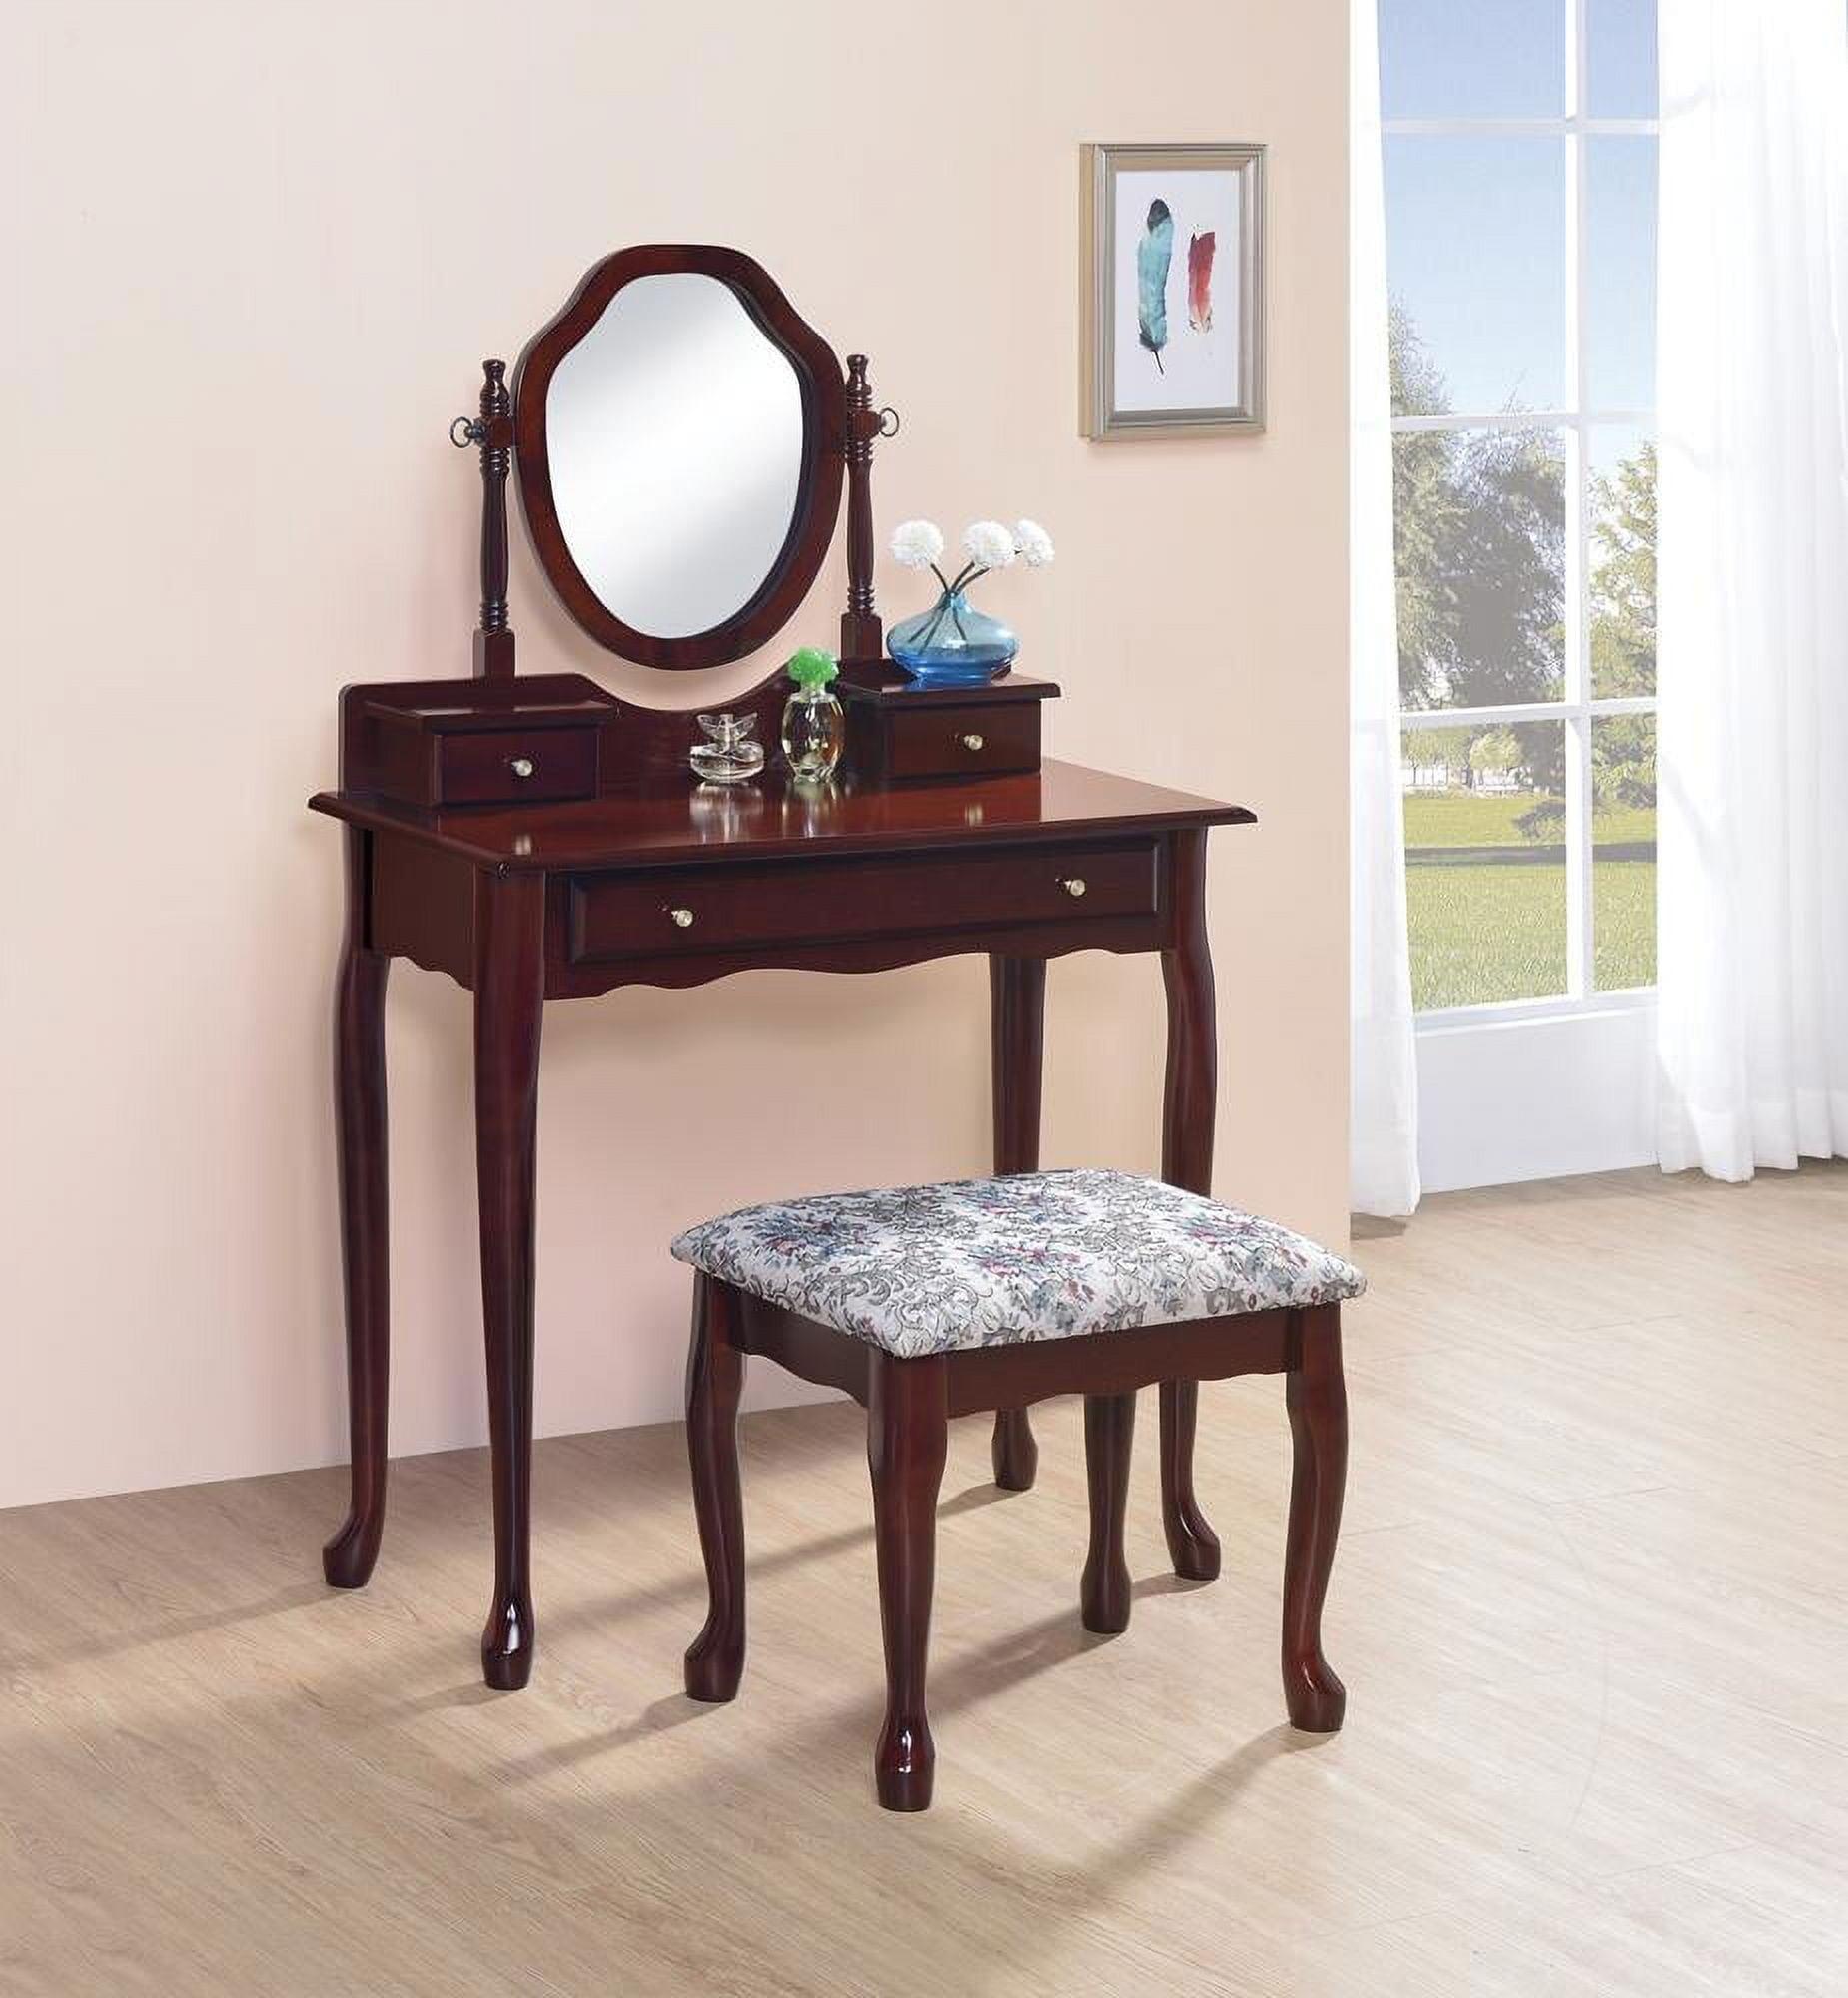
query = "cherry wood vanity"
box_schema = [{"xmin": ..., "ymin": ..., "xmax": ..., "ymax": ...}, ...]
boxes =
[{"xmin": 311, "ymin": 245, "xmax": 1252, "ymax": 1689}]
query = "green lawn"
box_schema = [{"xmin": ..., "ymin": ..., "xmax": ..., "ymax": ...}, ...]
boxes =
[
  {"xmin": 1403, "ymin": 790, "xmax": 1657, "ymax": 1009},
  {"xmin": 1403, "ymin": 791, "xmax": 1657, "ymax": 850}
]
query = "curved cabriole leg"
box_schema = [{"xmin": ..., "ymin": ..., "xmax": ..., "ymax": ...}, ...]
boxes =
[
  {"xmin": 1282, "ymin": 1306, "xmax": 1349, "ymax": 1732},
  {"xmin": 1160, "ymin": 1383, "xmax": 1222, "ymax": 1582},
  {"xmin": 1080, "ymin": 1393, "xmax": 1136, "ymax": 1633},
  {"xmin": 684, "ymin": 1276, "xmax": 747, "ymax": 1702},
  {"xmin": 1160, "ymin": 829, "xmax": 1222, "ymax": 1582},
  {"xmin": 989, "ymin": 954, "xmax": 1046, "ymax": 1490},
  {"xmin": 324, "ymin": 827, "xmax": 392, "ymax": 1590},
  {"xmin": 474, "ymin": 869, "xmax": 545, "ymax": 1692},
  {"xmin": 868, "ymin": 1354, "xmax": 949, "ymax": 1811}
]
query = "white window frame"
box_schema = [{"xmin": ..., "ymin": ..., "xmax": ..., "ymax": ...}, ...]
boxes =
[{"xmin": 1386, "ymin": 0, "xmax": 1659, "ymax": 1031}]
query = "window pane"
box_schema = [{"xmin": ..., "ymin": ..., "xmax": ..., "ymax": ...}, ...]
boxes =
[
  {"xmin": 1394, "ymin": 427, "xmax": 1566, "ymax": 709},
  {"xmin": 1379, "ymin": 0, "xmax": 1565, "ymax": 119},
  {"xmin": 1586, "ymin": 137, "xmax": 1657, "ymax": 411},
  {"xmin": 1587, "ymin": 0, "xmax": 1658, "ymax": 118},
  {"xmin": 1386, "ymin": 137, "xmax": 1566, "ymax": 414},
  {"xmin": 1589, "ymin": 425, "xmax": 1656, "ymax": 697},
  {"xmin": 1403, "ymin": 720, "xmax": 1568, "ymax": 1008},
  {"xmin": 1594, "ymin": 714, "xmax": 1657, "ymax": 990}
]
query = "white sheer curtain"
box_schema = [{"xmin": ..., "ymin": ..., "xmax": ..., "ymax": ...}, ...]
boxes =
[
  {"xmin": 1655, "ymin": 0, "xmax": 1848, "ymax": 1181},
  {"xmin": 1350, "ymin": 0, "xmax": 1421, "ymax": 1217}
]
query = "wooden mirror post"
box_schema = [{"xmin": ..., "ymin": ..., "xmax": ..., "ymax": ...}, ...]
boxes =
[
  {"xmin": 841, "ymin": 352, "xmax": 883, "ymax": 663},
  {"xmin": 452, "ymin": 358, "xmax": 517, "ymax": 682}
]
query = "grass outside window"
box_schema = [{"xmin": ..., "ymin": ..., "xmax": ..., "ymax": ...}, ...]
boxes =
[{"xmin": 1404, "ymin": 787, "xmax": 1657, "ymax": 1010}]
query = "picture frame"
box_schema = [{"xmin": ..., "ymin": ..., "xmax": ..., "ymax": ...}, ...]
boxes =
[{"xmin": 1080, "ymin": 141, "xmax": 1267, "ymax": 440}]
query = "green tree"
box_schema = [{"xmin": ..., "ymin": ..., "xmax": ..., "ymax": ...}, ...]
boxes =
[
  {"xmin": 1589, "ymin": 441, "xmax": 1657, "ymax": 819},
  {"xmin": 1447, "ymin": 428, "xmax": 1566, "ymax": 713},
  {"xmin": 1422, "ymin": 723, "xmax": 1477, "ymax": 787},
  {"xmin": 1589, "ymin": 442, "xmax": 1657, "ymax": 701},
  {"xmin": 1389, "ymin": 310, "xmax": 1566, "ymax": 719},
  {"xmin": 1389, "ymin": 305, "xmax": 1461, "ymax": 709},
  {"xmin": 1390, "ymin": 309, "xmax": 1568, "ymax": 825},
  {"xmin": 1469, "ymin": 727, "xmax": 1524, "ymax": 783},
  {"xmin": 1390, "ymin": 308, "xmax": 1661, "ymax": 841}
]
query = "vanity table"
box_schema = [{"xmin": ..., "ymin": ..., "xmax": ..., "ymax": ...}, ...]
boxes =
[{"xmin": 311, "ymin": 245, "xmax": 1253, "ymax": 1690}]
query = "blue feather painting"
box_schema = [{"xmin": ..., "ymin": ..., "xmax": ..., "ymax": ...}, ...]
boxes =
[
  {"xmin": 1136, "ymin": 199, "xmax": 1174, "ymax": 374},
  {"xmin": 1091, "ymin": 146, "xmax": 1259, "ymax": 435}
]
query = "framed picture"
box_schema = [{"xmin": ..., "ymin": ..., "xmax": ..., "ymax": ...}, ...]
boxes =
[{"xmin": 1080, "ymin": 142, "xmax": 1266, "ymax": 440}]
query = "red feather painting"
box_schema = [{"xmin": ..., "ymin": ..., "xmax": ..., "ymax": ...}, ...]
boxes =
[
  {"xmin": 1187, "ymin": 229, "xmax": 1217, "ymax": 333},
  {"xmin": 1083, "ymin": 142, "xmax": 1264, "ymax": 438}
]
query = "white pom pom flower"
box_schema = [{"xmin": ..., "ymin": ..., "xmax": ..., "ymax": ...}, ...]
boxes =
[
  {"xmin": 963, "ymin": 519, "xmax": 1017, "ymax": 571},
  {"xmin": 1014, "ymin": 518, "xmax": 1055, "ymax": 568},
  {"xmin": 890, "ymin": 519, "xmax": 945, "ymax": 569}
]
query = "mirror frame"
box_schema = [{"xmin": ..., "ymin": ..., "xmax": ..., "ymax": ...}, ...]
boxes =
[{"xmin": 511, "ymin": 245, "xmax": 847, "ymax": 672}]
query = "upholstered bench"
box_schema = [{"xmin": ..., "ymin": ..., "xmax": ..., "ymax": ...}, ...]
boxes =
[{"xmin": 670, "ymin": 1168, "xmax": 1365, "ymax": 1811}]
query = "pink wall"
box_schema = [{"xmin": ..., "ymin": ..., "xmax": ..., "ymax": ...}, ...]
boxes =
[{"xmin": 2, "ymin": 0, "xmax": 1349, "ymax": 1508}]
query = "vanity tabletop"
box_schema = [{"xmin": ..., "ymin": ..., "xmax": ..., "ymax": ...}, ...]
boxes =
[{"xmin": 311, "ymin": 759, "xmax": 1255, "ymax": 873}]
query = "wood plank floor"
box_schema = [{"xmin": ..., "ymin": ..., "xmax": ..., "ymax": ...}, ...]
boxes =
[{"xmin": 4, "ymin": 1163, "xmax": 1846, "ymax": 1996}]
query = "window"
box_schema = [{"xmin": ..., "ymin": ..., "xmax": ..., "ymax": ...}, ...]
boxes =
[{"xmin": 1381, "ymin": 0, "xmax": 1658, "ymax": 1018}]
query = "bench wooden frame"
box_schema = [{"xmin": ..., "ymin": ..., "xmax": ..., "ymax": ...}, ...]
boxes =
[{"xmin": 682, "ymin": 1271, "xmax": 1350, "ymax": 1811}]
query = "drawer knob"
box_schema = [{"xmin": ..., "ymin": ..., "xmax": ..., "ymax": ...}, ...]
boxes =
[
  {"xmin": 959, "ymin": 732, "xmax": 985, "ymax": 753},
  {"xmin": 668, "ymin": 906, "xmax": 695, "ymax": 929},
  {"xmin": 1058, "ymin": 876, "xmax": 1087, "ymax": 899},
  {"xmin": 508, "ymin": 756, "xmax": 536, "ymax": 779}
]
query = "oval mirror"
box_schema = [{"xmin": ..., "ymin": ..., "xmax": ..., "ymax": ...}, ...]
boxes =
[{"xmin": 513, "ymin": 247, "xmax": 846, "ymax": 671}]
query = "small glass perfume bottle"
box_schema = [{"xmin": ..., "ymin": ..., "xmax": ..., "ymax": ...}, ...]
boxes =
[
  {"xmin": 781, "ymin": 647, "xmax": 845, "ymax": 783},
  {"xmin": 688, "ymin": 711, "xmax": 765, "ymax": 785}
]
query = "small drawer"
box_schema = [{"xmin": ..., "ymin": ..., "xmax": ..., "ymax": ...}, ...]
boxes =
[
  {"xmin": 568, "ymin": 839, "xmax": 1160, "ymax": 963},
  {"xmin": 437, "ymin": 727, "xmax": 597, "ymax": 807},
  {"xmin": 838, "ymin": 671, "xmax": 1056, "ymax": 786},
  {"xmin": 883, "ymin": 700, "xmax": 1041, "ymax": 781}
]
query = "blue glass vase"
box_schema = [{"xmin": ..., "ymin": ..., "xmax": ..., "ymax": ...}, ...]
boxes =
[{"xmin": 887, "ymin": 588, "xmax": 1018, "ymax": 687}]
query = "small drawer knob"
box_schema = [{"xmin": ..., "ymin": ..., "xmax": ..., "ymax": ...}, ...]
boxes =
[
  {"xmin": 959, "ymin": 732, "xmax": 985, "ymax": 753},
  {"xmin": 508, "ymin": 756, "xmax": 536, "ymax": 779},
  {"xmin": 1058, "ymin": 876, "xmax": 1087, "ymax": 899},
  {"xmin": 668, "ymin": 906, "xmax": 695, "ymax": 929}
]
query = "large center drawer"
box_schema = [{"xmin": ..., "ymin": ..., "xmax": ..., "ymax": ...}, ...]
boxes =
[{"xmin": 566, "ymin": 839, "xmax": 1161, "ymax": 963}]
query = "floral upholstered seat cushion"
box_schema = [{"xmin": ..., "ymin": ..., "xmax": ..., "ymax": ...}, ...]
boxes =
[{"xmin": 670, "ymin": 1169, "xmax": 1365, "ymax": 1360}]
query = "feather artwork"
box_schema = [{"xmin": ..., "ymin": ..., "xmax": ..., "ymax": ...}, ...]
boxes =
[
  {"xmin": 1187, "ymin": 229, "xmax": 1217, "ymax": 333},
  {"xmin": 1136, "ymin": 199, "xmax": 1174, "ymax": 373}
]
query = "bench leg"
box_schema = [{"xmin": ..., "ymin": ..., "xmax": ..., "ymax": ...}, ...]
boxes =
[
  {"xmin": 1080, "ymin": 1393, "xmax": 1136, "ymax": 1633},
  {"xmin": 684, "ymin": 1275, "xmax": 747, "ymax": 1703},
  {"xmin": 991, "ymin": 1408, "xmax": 1039, "ymax": 1493},
  {"xmin": 1282, "ymin": 1305, "xmax": 1348, "ymax": 1732},
  {"xmin": 1160, "ymin": 1382, "xmax": 1223, "ymax": 1581},
  {"xmin": 867, "ymin": 1354, "xmax": 948, "ymax": 1811}
]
